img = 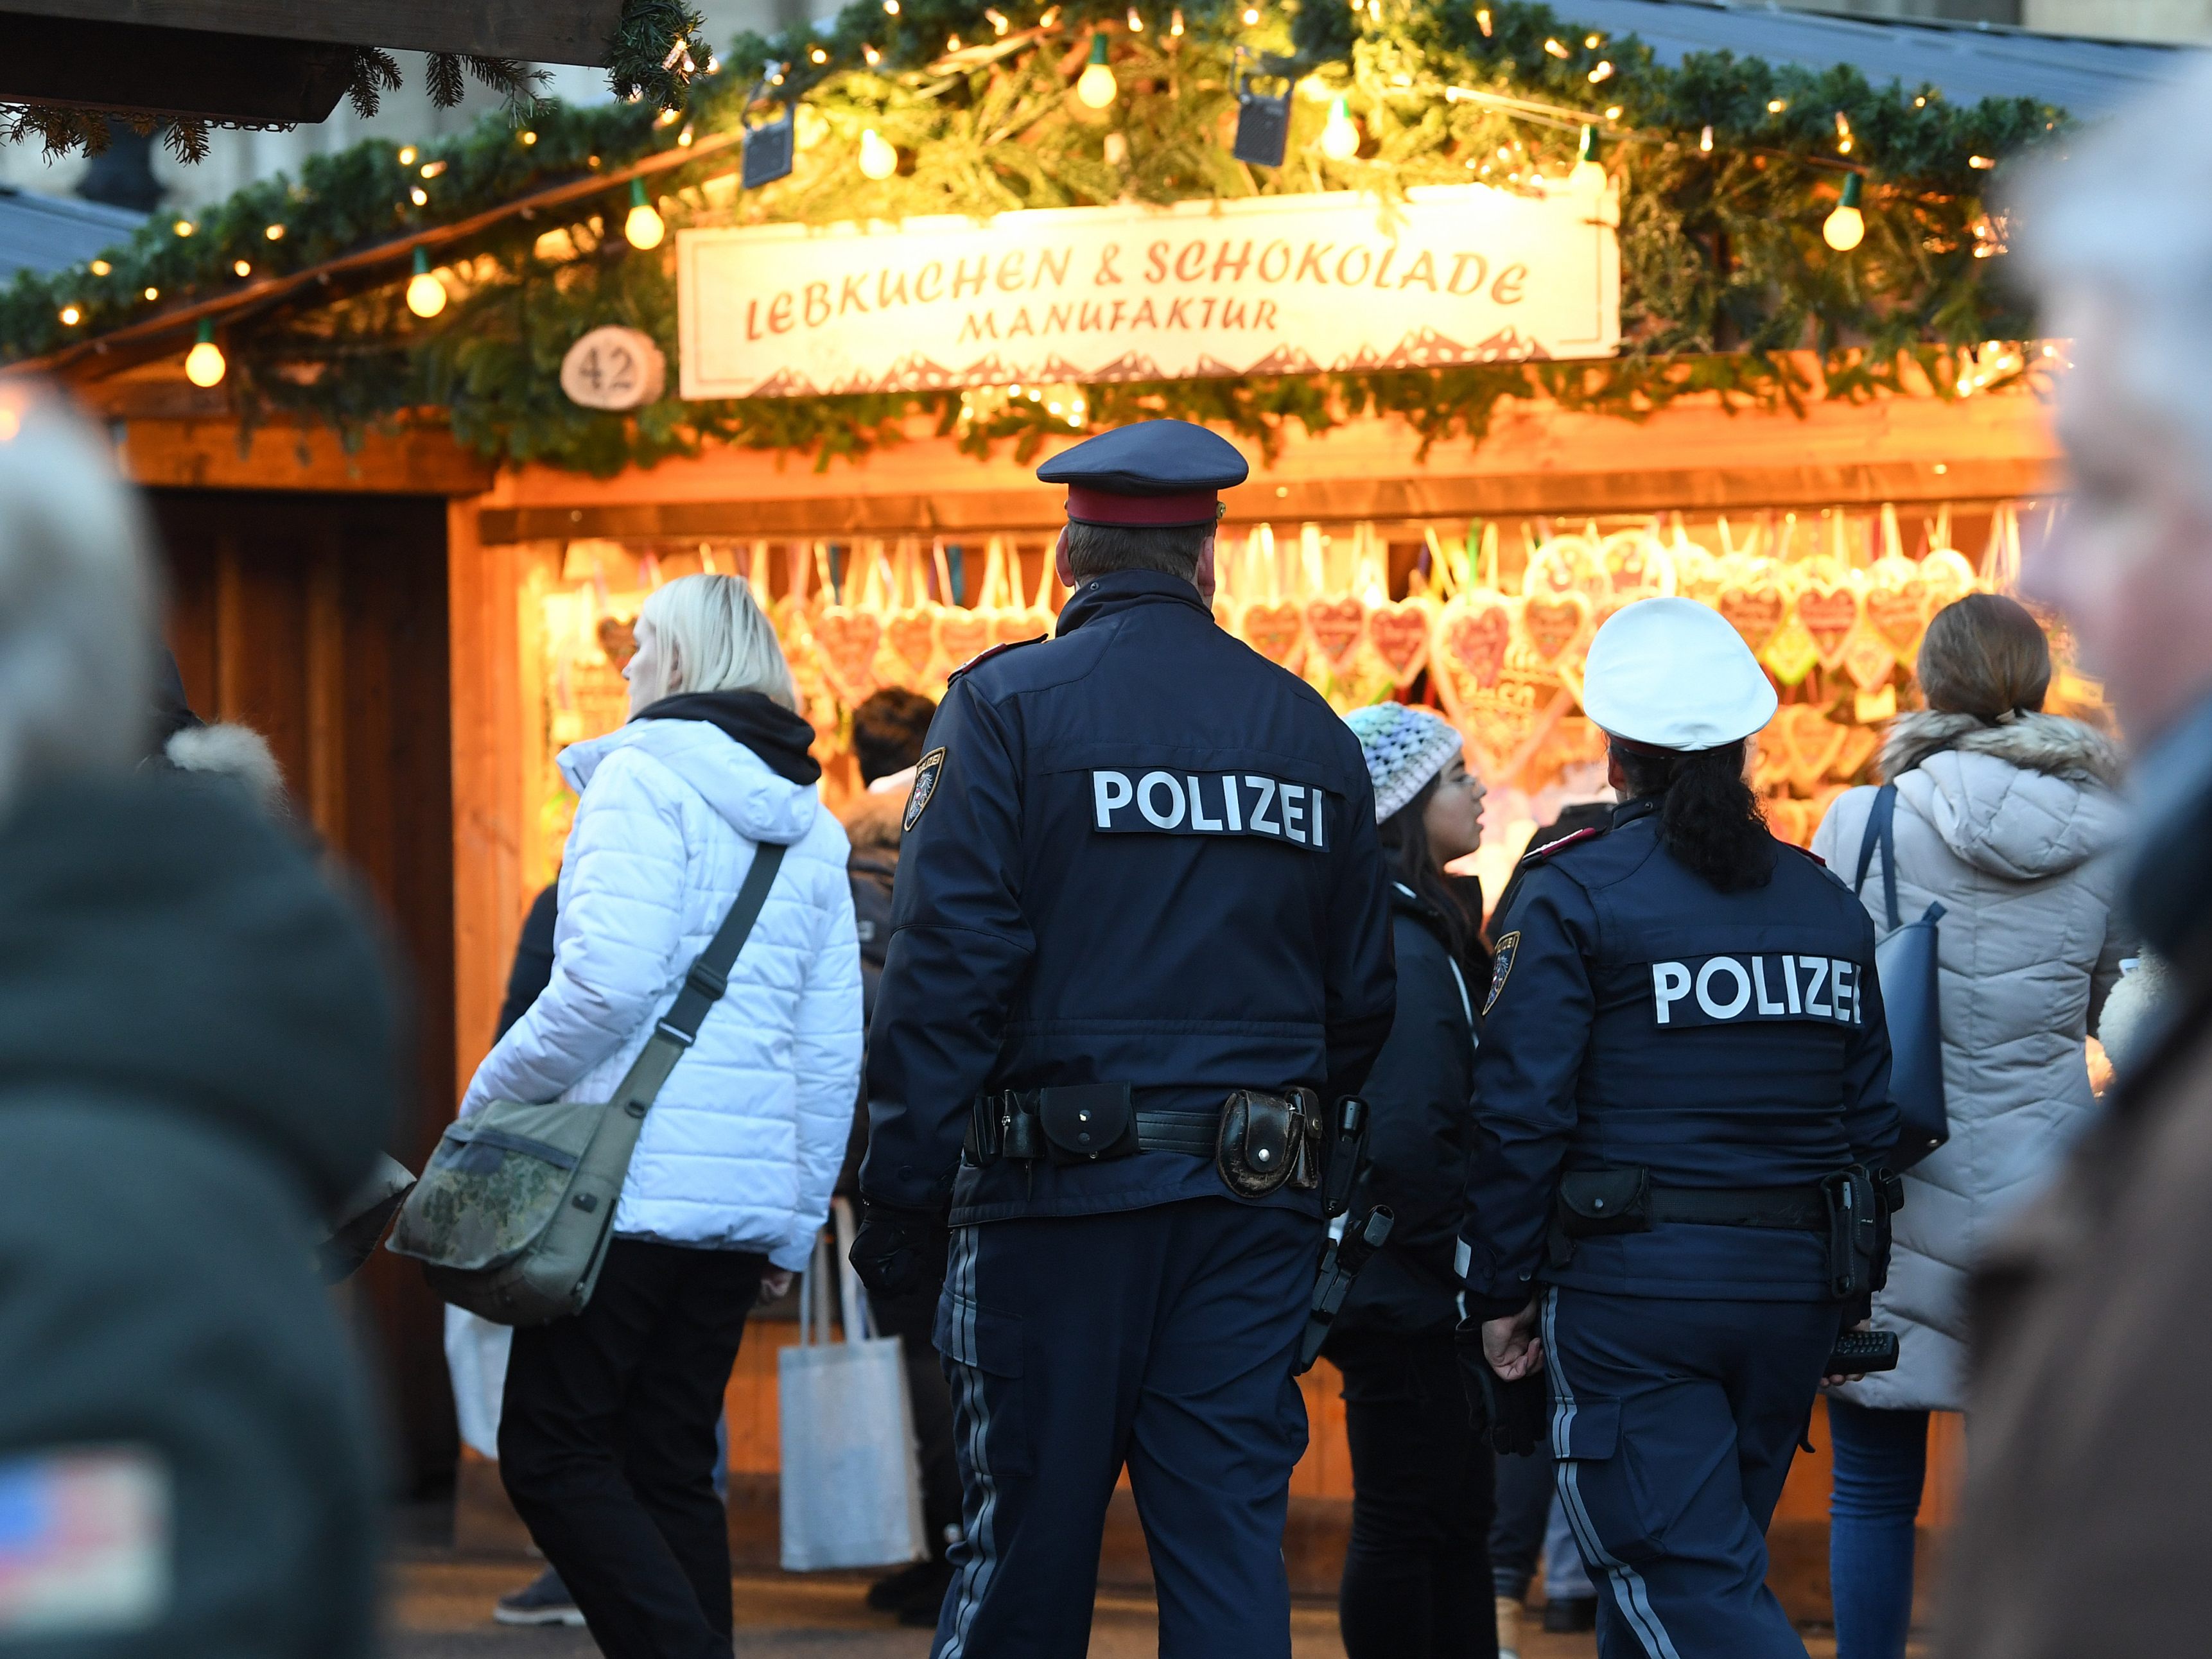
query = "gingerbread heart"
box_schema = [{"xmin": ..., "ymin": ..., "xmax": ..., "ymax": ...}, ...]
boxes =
[
  {"xmin": 1304, "ymin": 596, "xmax": 1367, "ymax": 672},
  {"xmin": 1795, "ymin": 582, "xmax": 1863, "ymax": 671},
  {"xmin": 1761, "ymin": 620, "xmax": 1821, "ymax": 690},
  {"xmin": 934, "ymin": 609, "xmax": 992, "ymax": 669},
  {"xmin": 1521, "ymin": 594, "xmax": 1590, "ymax": 662},
  {"xmin": 1367, "ymin": 602, "xmax": 1432, "ymax": 684},
  {"xmin": 1919, "ymin": 549, "xmax": 1979, "ymax": 618},
  {"xmin": 884, "ymin": 609, "xmax": 938, "ymax": 680},
  {"xmin": 1441, "ymin": 602, "xmax": 1513, "ymax": 692},
  {"xmin": 1718, "ymin": 584, "xmax": 1787, "ymax": 653},
  {"xmin": 1842, "ymin": 631, "xmax": 1898, "ymax": 695},
  {"xmin": 991, "ymin": 609, "xmax": 1047, "ymax": 648},
  {"xmin": 1775, "ymin": 704, "xmax": 1847, "ymax": 792},
  {"xmin": 1865, "ymin": 579, "xmax": 1927, "ymax": 654},
  {"xmin": 810, "ymin": 608, "xmax": 882, "ymax": 703},
  {"xmin": 1241, "ymin": 601, "xmax": 1306, "ymax": 670}
]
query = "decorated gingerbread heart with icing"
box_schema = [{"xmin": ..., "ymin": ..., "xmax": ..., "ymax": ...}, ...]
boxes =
[
  {"xmin": 1718, "ymin": 582, "xmax": 1787, "ymax": 653},
  {"xmin": 934, "ymin": 609, "xmax": 992, "ymax": 670},
  {"xmin": 1521, "ymin": 593, "xmax": 1591, "ymax": 662},
  {"xmin": 1440, "ymin": 600, "xmax": 1513, "ymax": 693},
  {"xmin": 1864, "ymin": 575, "xmax": 1928, "ymax": 654},
  {"xmin": 1366, "ymin": 602, "xmax": 1433, "ymax": 684},
  {"xmin": 1240, "ymin": 601, "xmax": 1307, "ymax": 670},
  {"xmin": 1795, "ymin": 580, "xmax": 1863, "ymax": 671},
  {"xmin": 884, "ymin": 609, "xmax": 938, "ymax": 681},
  {"xmin": 1303, "ymin": 596, "xmax": 1368, "ymax": 672},
  {"xmin": 810, "ymin": 609, "xmax": 882, "ymax": 703}
]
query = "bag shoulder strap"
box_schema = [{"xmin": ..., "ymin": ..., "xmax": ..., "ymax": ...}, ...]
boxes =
[
  {"xmin": 1851, "ymin": 784, "xmax": 1903, "ymax": 932},
  {"xmin": 611, "ymin": 840, "xmax": 790, "ymax": 1115}
]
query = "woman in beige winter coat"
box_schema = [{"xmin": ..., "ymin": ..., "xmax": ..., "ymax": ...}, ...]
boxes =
[{"xmin": 1808, "ymin": 595, "xmax": 2132, "ymax": 1659}]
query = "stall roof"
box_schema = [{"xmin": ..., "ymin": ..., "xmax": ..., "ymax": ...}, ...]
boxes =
[
  {"xmin": 0, "ymin": 189, "xmax": 147, "ymax": 282},
  {"xmin": 1558, "ymin": 0, "xmax": 2191, "ymax": 113}
]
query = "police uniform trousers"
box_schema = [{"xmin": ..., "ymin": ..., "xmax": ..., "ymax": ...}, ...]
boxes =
[
  {"xmin": 928, "ymin": 1195, "xmax": 1318, "ymax": 1659},
  {"xmin": 1541, "ymin": 1285, "xmax": 1840, "ymax": 1659}
]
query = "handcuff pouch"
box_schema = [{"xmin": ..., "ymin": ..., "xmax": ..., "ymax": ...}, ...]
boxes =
[{"xmin": 1217, "ymin": 1089, "xmax": 1318, "ymax": 1198}]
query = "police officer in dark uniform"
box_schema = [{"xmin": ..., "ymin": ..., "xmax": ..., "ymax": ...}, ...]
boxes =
[
  {"xmin": 1457, "ymin": 597, "xmax": 1897, "ymax": 1659},
  {"xmin": 847, "ymin": 419, "xmax": 1396, "ymax": 1659}
]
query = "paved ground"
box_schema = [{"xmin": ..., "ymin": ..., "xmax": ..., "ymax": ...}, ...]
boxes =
[{"xmin": 387, "ymin": 1559, "xmax": 1919, "ymax": 1656}]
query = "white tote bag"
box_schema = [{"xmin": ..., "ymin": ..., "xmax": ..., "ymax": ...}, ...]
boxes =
[{"xmin": 777, "ymin": 1198, "xmax": 927, "ymax": 1571}]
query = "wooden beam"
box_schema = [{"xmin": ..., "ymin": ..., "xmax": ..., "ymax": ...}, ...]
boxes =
[
  {"xmin": 116, "ymin": 418, "xmax": 495, "ymax": 495},
  {"xmin": 9, "ymin": 0, "xmax": 629, "ymax": 67},
  {"xmin": 0, "ymin": 12, "xmax": 349, "ymax": 123},
  {"xmin": 446, "ymin": 500, "xmax": 527, "ymax": 1100}
]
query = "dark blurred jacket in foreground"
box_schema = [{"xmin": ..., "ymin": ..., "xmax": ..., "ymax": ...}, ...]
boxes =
[
  {"xmin": 1942, "ymin": 694, "xmax": 2212, "ymax": 1658},
  {"xmin": 0, "ymin": 772, "xmax": 397, "ymax": 1657}
]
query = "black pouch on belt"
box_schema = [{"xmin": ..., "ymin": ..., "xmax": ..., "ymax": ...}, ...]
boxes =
[
  {"xmin": 1547, "ymin": 1167, "xmax": 1651, "ymax": 1267},
  {"xmin": 1036, "ymin": 1084, "xmax": 1140, "ymax": 1166},
  {"xmin": 1217, "ymin": 1089, "xmax": 1315, "ymax": 1198}
]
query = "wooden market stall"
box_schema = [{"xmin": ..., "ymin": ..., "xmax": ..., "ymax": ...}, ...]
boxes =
[{"xmin": 4, "ymin": 0, "xmax": 2121, "ymax": 1622}]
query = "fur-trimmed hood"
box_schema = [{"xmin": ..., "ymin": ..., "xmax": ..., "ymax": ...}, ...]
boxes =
[
  {"xmin": 1882, "ymin": 709, "xmax": 2125, "ymax": 791},
  {"xmin": 162, "ymin": 722, "xmax": 289, "ymax": 819},
  {"xmin": 1881, "ymin": 709, "xmax": 2129, "ymax": 882},
  {"xmin": 840, "ymin": 790, "xmax": 907, "ymax": 859}
]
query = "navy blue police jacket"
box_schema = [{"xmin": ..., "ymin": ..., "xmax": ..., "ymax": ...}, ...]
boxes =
[
  {"xmin": 858, "ymin": 568, "xmax": 1397, "ymax": 1228},
  {"xmin": 1458, "ymin": 797, "xmax": 1897, "ymax": 1316}
]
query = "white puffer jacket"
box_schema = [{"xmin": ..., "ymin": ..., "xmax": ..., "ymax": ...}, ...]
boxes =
[
  {"xmin": 459, "ymin": 715, "xmax": 861, "ymax": 1271},
  {"xmin": 1811, "ymin": 711, "xmax": 2132, "ymax": 1412}
]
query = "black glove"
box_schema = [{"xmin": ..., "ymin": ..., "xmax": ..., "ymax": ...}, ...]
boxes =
[
  {"xmin": 848, "ymin": 1200, "xmax": 948, "ymax": 1299},
  {"xmin": 1455, "ymin": 1317, "xmax": 1549, "ymax": 1457}
]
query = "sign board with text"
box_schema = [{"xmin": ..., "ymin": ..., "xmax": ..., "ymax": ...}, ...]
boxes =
[{"xmin": 676, "ymin": 182, "xmax": 1618, "ymax": 400}]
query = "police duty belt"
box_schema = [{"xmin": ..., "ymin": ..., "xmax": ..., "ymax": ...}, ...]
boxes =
[{"xmin": 966, "ymin": 1083, "xmax": 1323, "ymax": 1195}]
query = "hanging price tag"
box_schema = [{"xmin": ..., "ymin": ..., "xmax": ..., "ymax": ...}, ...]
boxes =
[{"xmin": 560, "ymin": 326, "xmax": 667, "ymax": 411}]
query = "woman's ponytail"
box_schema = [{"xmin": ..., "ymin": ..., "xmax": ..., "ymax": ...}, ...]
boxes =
[{"xmin": 1613, "ymin": 739, "xmax": 1775, "ymax": 893}]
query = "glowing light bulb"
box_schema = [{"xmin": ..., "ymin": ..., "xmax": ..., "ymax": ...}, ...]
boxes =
[
  {"xmin": 58, "ymin": 305, "xmax": 80, "ymax": 326},
  {"xmin": 397, "ymin": 146, "xmax": 418, "ymax": 166},
  {"xmin": 234, "ymin": 259, "xmax": 252, "ymax": 276},
  {"xmin": 184, "ymin": 321, "xmax": 226, "ymax": 388},
  {"xmin": 520, "ymin": 129, "xmax": 538, "ymax": 145},
  {"xmin": 143, "ymin": 286, "xmax": 159, "ymax": 301},
  {"xmin": 863, "ymin": 42, "xmax": 880, "ymax": 62},
  {"xmin": 265, "ymin": 222, "xmax": 284, "ymax": 240},
  {"xmin": 1172, "ymin": 9, "xmax": 1186, "ymax": 34},
  {"xmin": 1319, "ymin": 96, "xmax": 1359, "ymax": 161},
  {"xmin": 859, "ymin": 127, "xmax": 898, "ymax": 179},
  {"xmin": 410, "ymin": 186, "xmax": 429, "ymax": 206},
  {"xmin": 1823, "ymin": 171, "xmax": 1865, "ymax": 252},
  {"xmin": 1126, "ymin": 6, "xmax": 1143, "ymax": 30},
  {"xmin": 1076, "ymin": 35, "xmax": 1117, "ymax": 108},
  {"xmin": 89, "ymin": 259, "xmax": 110, "ymax": 276},
  {"xmin": 405, "ymin": 248, "xmax": 448, "ymax": 318},
  {"xmin": 172, "ymin": 219, "xmax": 194, "ymax": 237},
  {"xmin": 625, "ymin": 179, "xmax": 666, "ymax": 249},
  {"xmin": 1569, "ymin": 123, "xmax": 1604, "ymax": 190},
  {"xmin": 1700, "ymin": 123, "xmax": 1713, "ymax": 153}
]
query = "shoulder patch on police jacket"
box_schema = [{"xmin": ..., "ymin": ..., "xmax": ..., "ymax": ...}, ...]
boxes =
[
  {"xmin": 1483, "ymin": 931, "xmax": 1519, "ymax": 1015},
  {"xmin": 1090, "ymin": 768, "xmax": 1331, "ymax": 852},
  {"xmin": 903, "ymin": 747, "xmax": 947, "ymax": 833},
  {"xmin": 1520, "ymin": 825, "xmax": 1604, "ymax": 864},
  {"xmin": 947, "ymin": 634, "xmax": 1047, "ymax": 683}
]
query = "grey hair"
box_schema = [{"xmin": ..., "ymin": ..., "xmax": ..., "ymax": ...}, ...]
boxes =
[
  {"xmin": 2015, "ymin": 59, "xmax": 2212, "ymax": 476},
  {"xmin": 0, "ymin": 395, "xmax": 154, "ymax": 813},
  {"xmin": 638, "ymin": 572, "xmax": 796, "ymax": 709}
]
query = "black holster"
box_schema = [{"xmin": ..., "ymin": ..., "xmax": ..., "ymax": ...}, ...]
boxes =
[{"xmin": 1822, "ymin": 1164, "xmax": 1903, "ymax": 1309}]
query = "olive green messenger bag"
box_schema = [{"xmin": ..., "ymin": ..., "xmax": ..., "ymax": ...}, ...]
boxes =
[{"xmin": 387, "ymin": 842, "xmax": 788, "ymax": 1326}]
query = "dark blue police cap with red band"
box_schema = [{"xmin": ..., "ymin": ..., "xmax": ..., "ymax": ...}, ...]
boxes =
[{"xmin": 1036, "ymin": 418, "xmax": 1250, "ymax": 528}]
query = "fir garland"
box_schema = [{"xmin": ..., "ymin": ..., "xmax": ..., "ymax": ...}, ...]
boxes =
[{"xmin": 0, "ymin": 0, "xmax": 2057, "ymax": 475}]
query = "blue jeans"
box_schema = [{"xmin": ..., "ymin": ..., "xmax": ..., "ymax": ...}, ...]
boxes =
[{"xmin": 1825, "ymin": 1398, "xmax": 1929, "ymax": 1659}]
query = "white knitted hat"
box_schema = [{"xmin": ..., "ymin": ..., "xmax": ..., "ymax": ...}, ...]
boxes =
[{"xmin": 1345, "ymin": 702, "xmax": 1465, "ymax": 822}]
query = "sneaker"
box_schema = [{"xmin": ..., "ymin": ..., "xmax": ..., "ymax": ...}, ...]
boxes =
[
  {"xmin": 866, "ymin": 1558, "xmax": 948, "ymax": 1613},
  {"xmin": 1495, "ymin": 1594, "xmax": 1523, "ymax": 1659},
  {"xmin": 894, "ymin": 1558, "xmax": 955, "ymax": 1626},
  {"xmin": 1542, "ymin": 1594, "xmax": 1599, "ymax": 1633},
  {"xmin": 494, "ymin": 1567, "xmax": 585, "ymax": 1628}
]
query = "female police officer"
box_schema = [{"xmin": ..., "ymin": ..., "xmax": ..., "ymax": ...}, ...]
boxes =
[{"xmin": 1457, "ymin": 597, "xmax": 1897, "ymax": 1659}]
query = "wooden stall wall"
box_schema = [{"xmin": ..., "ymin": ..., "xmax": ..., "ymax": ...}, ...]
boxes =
[{"xmin": 152, "ymin": 488, "xmax": 460, "ymax": 1495}]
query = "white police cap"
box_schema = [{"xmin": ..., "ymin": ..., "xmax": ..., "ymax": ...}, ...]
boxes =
[{"xmin": 1581, "ymin": 596, "xmax": 1778, "ymax": 752}]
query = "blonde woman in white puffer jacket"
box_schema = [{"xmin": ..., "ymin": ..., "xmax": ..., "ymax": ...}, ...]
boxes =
[
  {"xmin": 460, "ymin": 573, "xmax": 861, "ymax": 1657},
  {"xmin": 1809, "ymin": 593, "xmax": 2132, "ymax": 1659}
]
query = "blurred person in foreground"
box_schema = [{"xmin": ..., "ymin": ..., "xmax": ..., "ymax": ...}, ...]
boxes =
[
  {"xmin": 0, "ymin": 394, "xmax": 397, "ymax": 1654},
  {"xmin": 838, "ymin": 687, "xmax": 966, "ymax": 1626},
  {"xmin": 1941, "ymin": 62, "xmax": 2212, "ymax": 1657},
  {"xmin": 1810, "ymin": 596, "xmax": 2130, "ymax": 1659}
]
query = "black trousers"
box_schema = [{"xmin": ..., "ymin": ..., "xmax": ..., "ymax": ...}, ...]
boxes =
[
  {"xmin": 1331, "ymin": 1328, "xmax": 1499, "ymax": 1659},
  {"xmin": 1490, "ymin": 1435, "xmax": 1556, "ymax": 1600},
  {"xmin": 867, "ymin": 1274, "xmax": 963, "ymax": 1561},
  {"xmin": 500, "ymin": 1238, "xmax": 765, "ymax": 1659}
]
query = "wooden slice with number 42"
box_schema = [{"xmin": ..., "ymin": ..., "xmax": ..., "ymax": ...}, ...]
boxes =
[{"xmin": 561, "ymin": 326, "xmax": 668, "ymax": 410}]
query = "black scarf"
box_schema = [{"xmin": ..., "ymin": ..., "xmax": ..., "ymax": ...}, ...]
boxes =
[{"xmin": 634, "ymin": 691, "xmax": 821, "ymax": 785}]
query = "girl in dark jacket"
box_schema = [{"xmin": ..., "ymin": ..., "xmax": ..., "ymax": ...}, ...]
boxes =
[{"xmin": 1328, "ymin": 702, "xmax": 1497, "ymax": 1659}]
